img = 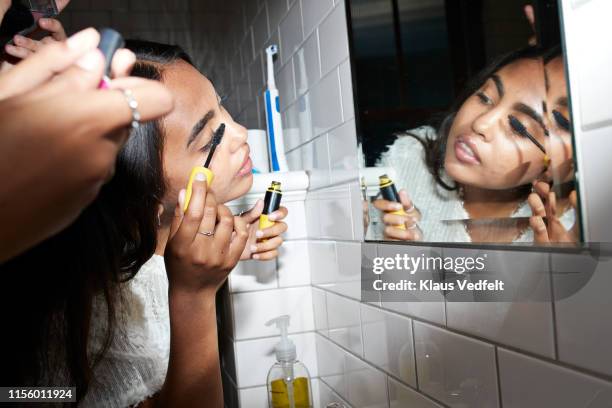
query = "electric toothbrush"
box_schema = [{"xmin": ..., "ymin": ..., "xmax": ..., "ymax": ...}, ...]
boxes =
[{"xmin": 264, "ymin": 45, "xmax": 289, "ymax": 172}]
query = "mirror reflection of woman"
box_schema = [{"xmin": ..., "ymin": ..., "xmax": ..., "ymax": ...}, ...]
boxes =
[
  {"xmin": 528, "ymin": 51, "xmax": 579, "ymax": 243},
  {"xmin": 370, "ymin": 47, "xmax": 576, "ymax": 243}
]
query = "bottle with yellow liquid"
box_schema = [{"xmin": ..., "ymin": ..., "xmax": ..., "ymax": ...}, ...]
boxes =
[{"xmin": 266, "ymin": 316, "xmax": 312, "ymax": 408}]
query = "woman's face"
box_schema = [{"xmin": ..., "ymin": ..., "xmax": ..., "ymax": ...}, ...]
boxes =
[
  {"xmin": 444, "ymin": 58, "xmax": 548, "ymax": 190},
  {"xmin": 161, "ymin": 60, "xmax": 253, "ymax": 210},
  {"xmin": 544, "ymin": 56, "xmax": 574, "ymax": 184}
]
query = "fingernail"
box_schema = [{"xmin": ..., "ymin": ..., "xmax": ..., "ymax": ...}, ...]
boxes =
[
  {"xmin": 76, "ymin": 49, "xmax": 102, "ymax": 71},
  {"xmin": 66, "ymin": 27, "xmax": 97, "ymax": 51},
  {"xmin": 252, "ymin": 254, "xmax": 260, "ymax": 260},
  {"xmin": 256, "ymin": 230, "xmax": 264, "ymax": 238},
  {"xmin": 39, "ymin": 18, "xmax": 49, "ymax": 26},
  {"xmin": 393, "ymin": 203, "xmax": 403, "ymax": 210},
  {"xmin": 250, "ymin": 245, "xmax": 258, "ymax": 252},
  {"xmin": 13, "ymin": 35, "xmax": 24, "ymax": 43},
  {"xmin": 195, "ymin": 170, "xmax": 207, "ymax": 182},
  {"xmin": 178, "ymin": 189, "xmax": 186, "ymax": 207},
  {"xmin": 268, "ymin": 212, "xmax": 277, "ymax": 221}
]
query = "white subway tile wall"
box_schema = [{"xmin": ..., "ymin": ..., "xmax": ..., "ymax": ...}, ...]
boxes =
[
  {"xmin": 64, "ymin": 1, "xmax": 612, "ymax": 407},
  {"xmin": 217, "ymin": 0, "xmax": 360, "ymax": 405}
]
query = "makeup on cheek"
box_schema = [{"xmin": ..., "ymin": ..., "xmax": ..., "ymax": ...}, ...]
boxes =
[
  {"xmin": 182, "ymin": 123, "xmax": 226, "ymax": 212},
  {"xmin": 508, "ymin": 115, "xmax": 550, "ymax": 169},
  {"xmin": 97, "ymin": 28, "xmax": 125, "ymax": 89},
  {"xmin": 379, "ymin": 174, "xmax": 407, "ymax": 230}
]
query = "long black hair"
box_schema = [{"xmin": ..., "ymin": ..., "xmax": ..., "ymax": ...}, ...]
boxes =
[
  {"xmin": 398, "ymin": 46, "xmax": 546, "ymax": 191},
  {"xmin": 0, "ymin": 40, "xmax": 192, "ymax": 400}
]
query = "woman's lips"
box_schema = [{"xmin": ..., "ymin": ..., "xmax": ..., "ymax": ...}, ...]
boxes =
[
  {"xmin": 454, "ymin": 136, "xmax": 481, "ymax": 165},
  {"xmin": 237, "ymin": 156, "xmax": 253, "ymax": 177}
]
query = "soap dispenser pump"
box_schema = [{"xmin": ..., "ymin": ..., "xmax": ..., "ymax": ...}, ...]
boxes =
[{"xmin": 266, "ymin": 315, "xmax": 312, "ymax": 408}]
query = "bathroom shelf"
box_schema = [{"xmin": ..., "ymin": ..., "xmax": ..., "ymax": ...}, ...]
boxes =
[{"xmin": 227, "ymin": 171, "xmax": 310, "ymax": 207}]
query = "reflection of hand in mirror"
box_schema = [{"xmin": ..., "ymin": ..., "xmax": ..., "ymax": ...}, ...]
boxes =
[
  {"xmin": 524, "ymin": 5, "xmax": 537, "ymax": 46},
  {"xmin": 373, "ymin": 190, "xmax": 423, "ymax": 241},
  {"xmin": 528, "ymin": 181, "xmax": 579, "ymax": 243},
  {"xmin": 370, "ymin": 48, "xmax": 564, "ymax": 243},
  {"xmin": 5, "ymin": 18, "xmax": 68, "ymax": 60},
  {"xmin": 543, "ymin": 53, "xmax": 574, "ymax": 184}
]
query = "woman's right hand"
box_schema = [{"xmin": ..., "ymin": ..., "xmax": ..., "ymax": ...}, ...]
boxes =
[
  {"xmin": 528, "ymin": 180, "xmax": 579, "ymax": 244},
  {"xmin": 164, "ymin": 173, "xmax": 249, "ymax": 295},
  {"xmin": 373, "ymin": 189, "xmax": 423, "ymax": 241},
  {"xmin": 0, "ymin": 28, "xmax": 174, "ymax": 263}
]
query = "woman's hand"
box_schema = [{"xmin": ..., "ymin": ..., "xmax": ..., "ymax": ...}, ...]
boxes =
[
  {"xmin": 164, "ymin": 176, "xmax": 250, "ymax": 294},
  {"xmin": 373, "ymin": 189, "xmax": 422, "ymax": 241},
  {"xmin": 524, "ymin": 4, "xmax": 537, "ymax": 46},
  {"xmin": 159, "ymin": 176, "xmax": 246, "ymax": 408},
  {"xmin": 5, "ymin": 18, "xmax": 67, "ymax": 59},
  {"xmin": 237, "ymin": 199, "xmax": 289, "ymax": 261},
  {"xmin": 528, "ymin": 180, "xmax": 579, "ymax": 244},
  {"xmin": 0, "ymin": 28, "xmax": 174, "ymax": 262}
]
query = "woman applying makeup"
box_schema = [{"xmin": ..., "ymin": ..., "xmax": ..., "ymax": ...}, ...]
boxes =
[
  {"xmin": 0, "ymin": 41, "xmax": 287, "ymax": 407},
  {"xmin": 528, "ymin": 52, "xmax": 579, "ymax": 244},
  {"xmin": 370, "ymin": 47, "xmax": 574, "ymax": 243}
]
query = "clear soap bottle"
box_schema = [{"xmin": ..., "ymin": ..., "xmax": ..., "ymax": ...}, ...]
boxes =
[{"xmin": 266, "ymin": 315, "xmax": 313, "ymax": 408}]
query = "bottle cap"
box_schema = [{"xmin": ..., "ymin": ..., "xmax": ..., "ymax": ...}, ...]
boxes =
[{"xmin": 265, "ymin": 315, "xmax": 296, "ymax": 362}]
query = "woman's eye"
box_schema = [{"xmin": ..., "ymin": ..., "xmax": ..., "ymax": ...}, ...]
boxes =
[
  {"xmin": 508, "ymin": 115, "xmax": 529, "ymax": 138},
  {"xmin": 199, "ymin": 139, "xmax": 213, "ymax": 153},
  {"xmin": 552, "ymin": 109, "xmax": 570, "ymax": 132},
  {"xmin": 476, "ymin": 92, "xmax": 492, "ymax": 105}
]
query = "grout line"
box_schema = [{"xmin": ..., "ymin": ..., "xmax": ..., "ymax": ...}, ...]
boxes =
[
  {"xmin": 317, "ymin": 333, "xmax": 450, "ymax": 408},
  {"xmin": 313, "ymin": 285, "xmax": 612, "ymax": 383},
  {"xmin": 228, "ymin": 283, "xmax": 312, "ymax": 295},
  {"xmin": 411, "ymin": 318, "xmax": 420, "ymax": 391},
  {"xmin": 318, "ymin": 377, "xmax": 352, "ymax": 407},
  {"xmin": 548, "ymin": 252, "xmax": 560, "ymax": 360},
  {"xmin": 357, "ymin": 301, "xmax": 365, "ymax": 357},
  {"xmin": 233, "ymin": 328, "xmax": 316, "ymax": 343},
  {"xmin": 495, "ymin": 346, "xmax": 504, "ymax": 408},
  {"xmin": 384, "ymin": 375, "xmax": 391, "ymax": 407}
]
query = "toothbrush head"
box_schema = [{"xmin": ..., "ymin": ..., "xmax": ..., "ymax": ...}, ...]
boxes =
[{"xmin": 266, "ymin": 45, "xmax": 279, "ymax": 56}]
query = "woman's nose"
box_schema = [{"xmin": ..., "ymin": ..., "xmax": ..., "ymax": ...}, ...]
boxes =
[
  {"xmin": 226, "ymin": 121, "xmax": 248, "ymax": 152},
  {"xmin": 471, "ymin": 108, "xmax": 500, "ymax": 142}
]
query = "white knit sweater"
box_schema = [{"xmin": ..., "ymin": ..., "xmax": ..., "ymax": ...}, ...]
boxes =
[
  {"xmin": 367, "ymin": 126, "xmax": 575, "ymax": 242},
  {"xmin": 82, "ymin": 255, "xmax": 170, "ymax": 407}
]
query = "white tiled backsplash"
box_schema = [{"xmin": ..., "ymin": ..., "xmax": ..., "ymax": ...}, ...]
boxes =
[{"xmin": 63, "ymin": 0, "xmax": 612, "ymax": 407}]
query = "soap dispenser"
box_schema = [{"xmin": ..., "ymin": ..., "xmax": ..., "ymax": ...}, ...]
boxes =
[{"xmin": 266, "ymin": 315, "xmax": 313, "ymax": 408}]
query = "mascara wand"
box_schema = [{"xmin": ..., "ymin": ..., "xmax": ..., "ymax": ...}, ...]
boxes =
[
  {"xmin": 183, "ymin": 123, "xmax": 226, "ymax": 212},
  {"xmin": 204, "ymin": 123, "xmax": 225, "ymax": 167}
]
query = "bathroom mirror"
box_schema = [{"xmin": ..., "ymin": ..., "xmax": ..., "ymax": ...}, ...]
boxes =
[{"xmin": 348, "ymin": 0, "xmax": 583, "ymax": 245}]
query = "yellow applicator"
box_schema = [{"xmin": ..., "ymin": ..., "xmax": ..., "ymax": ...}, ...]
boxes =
[
  {"xmin": 183, "ymin": 123, "xmax": 226, "ymax": 212},
  {"xmin": 379, "ymin": 174, "xmax": 407, "ymax": 230},
  {"xmin": 259, "ymin": 181, "xmax": 282, "ymax": 231}
]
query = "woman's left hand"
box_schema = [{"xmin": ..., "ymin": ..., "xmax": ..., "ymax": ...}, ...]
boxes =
[
  {"xmin": 528, "ymin": 180, "xmax": 579, "ymax": 244},
  {"xmin": 5, "ymin": 18, "xmax": 67, "ymax": 60},
  {"xmin": 238, "ymin": 199, "xmax": 288, "ymax": 261}
]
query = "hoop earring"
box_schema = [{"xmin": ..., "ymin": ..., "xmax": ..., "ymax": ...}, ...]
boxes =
[{"xmin": 157, "ymin": 213, "xmax": 162, "ymax": 227}]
